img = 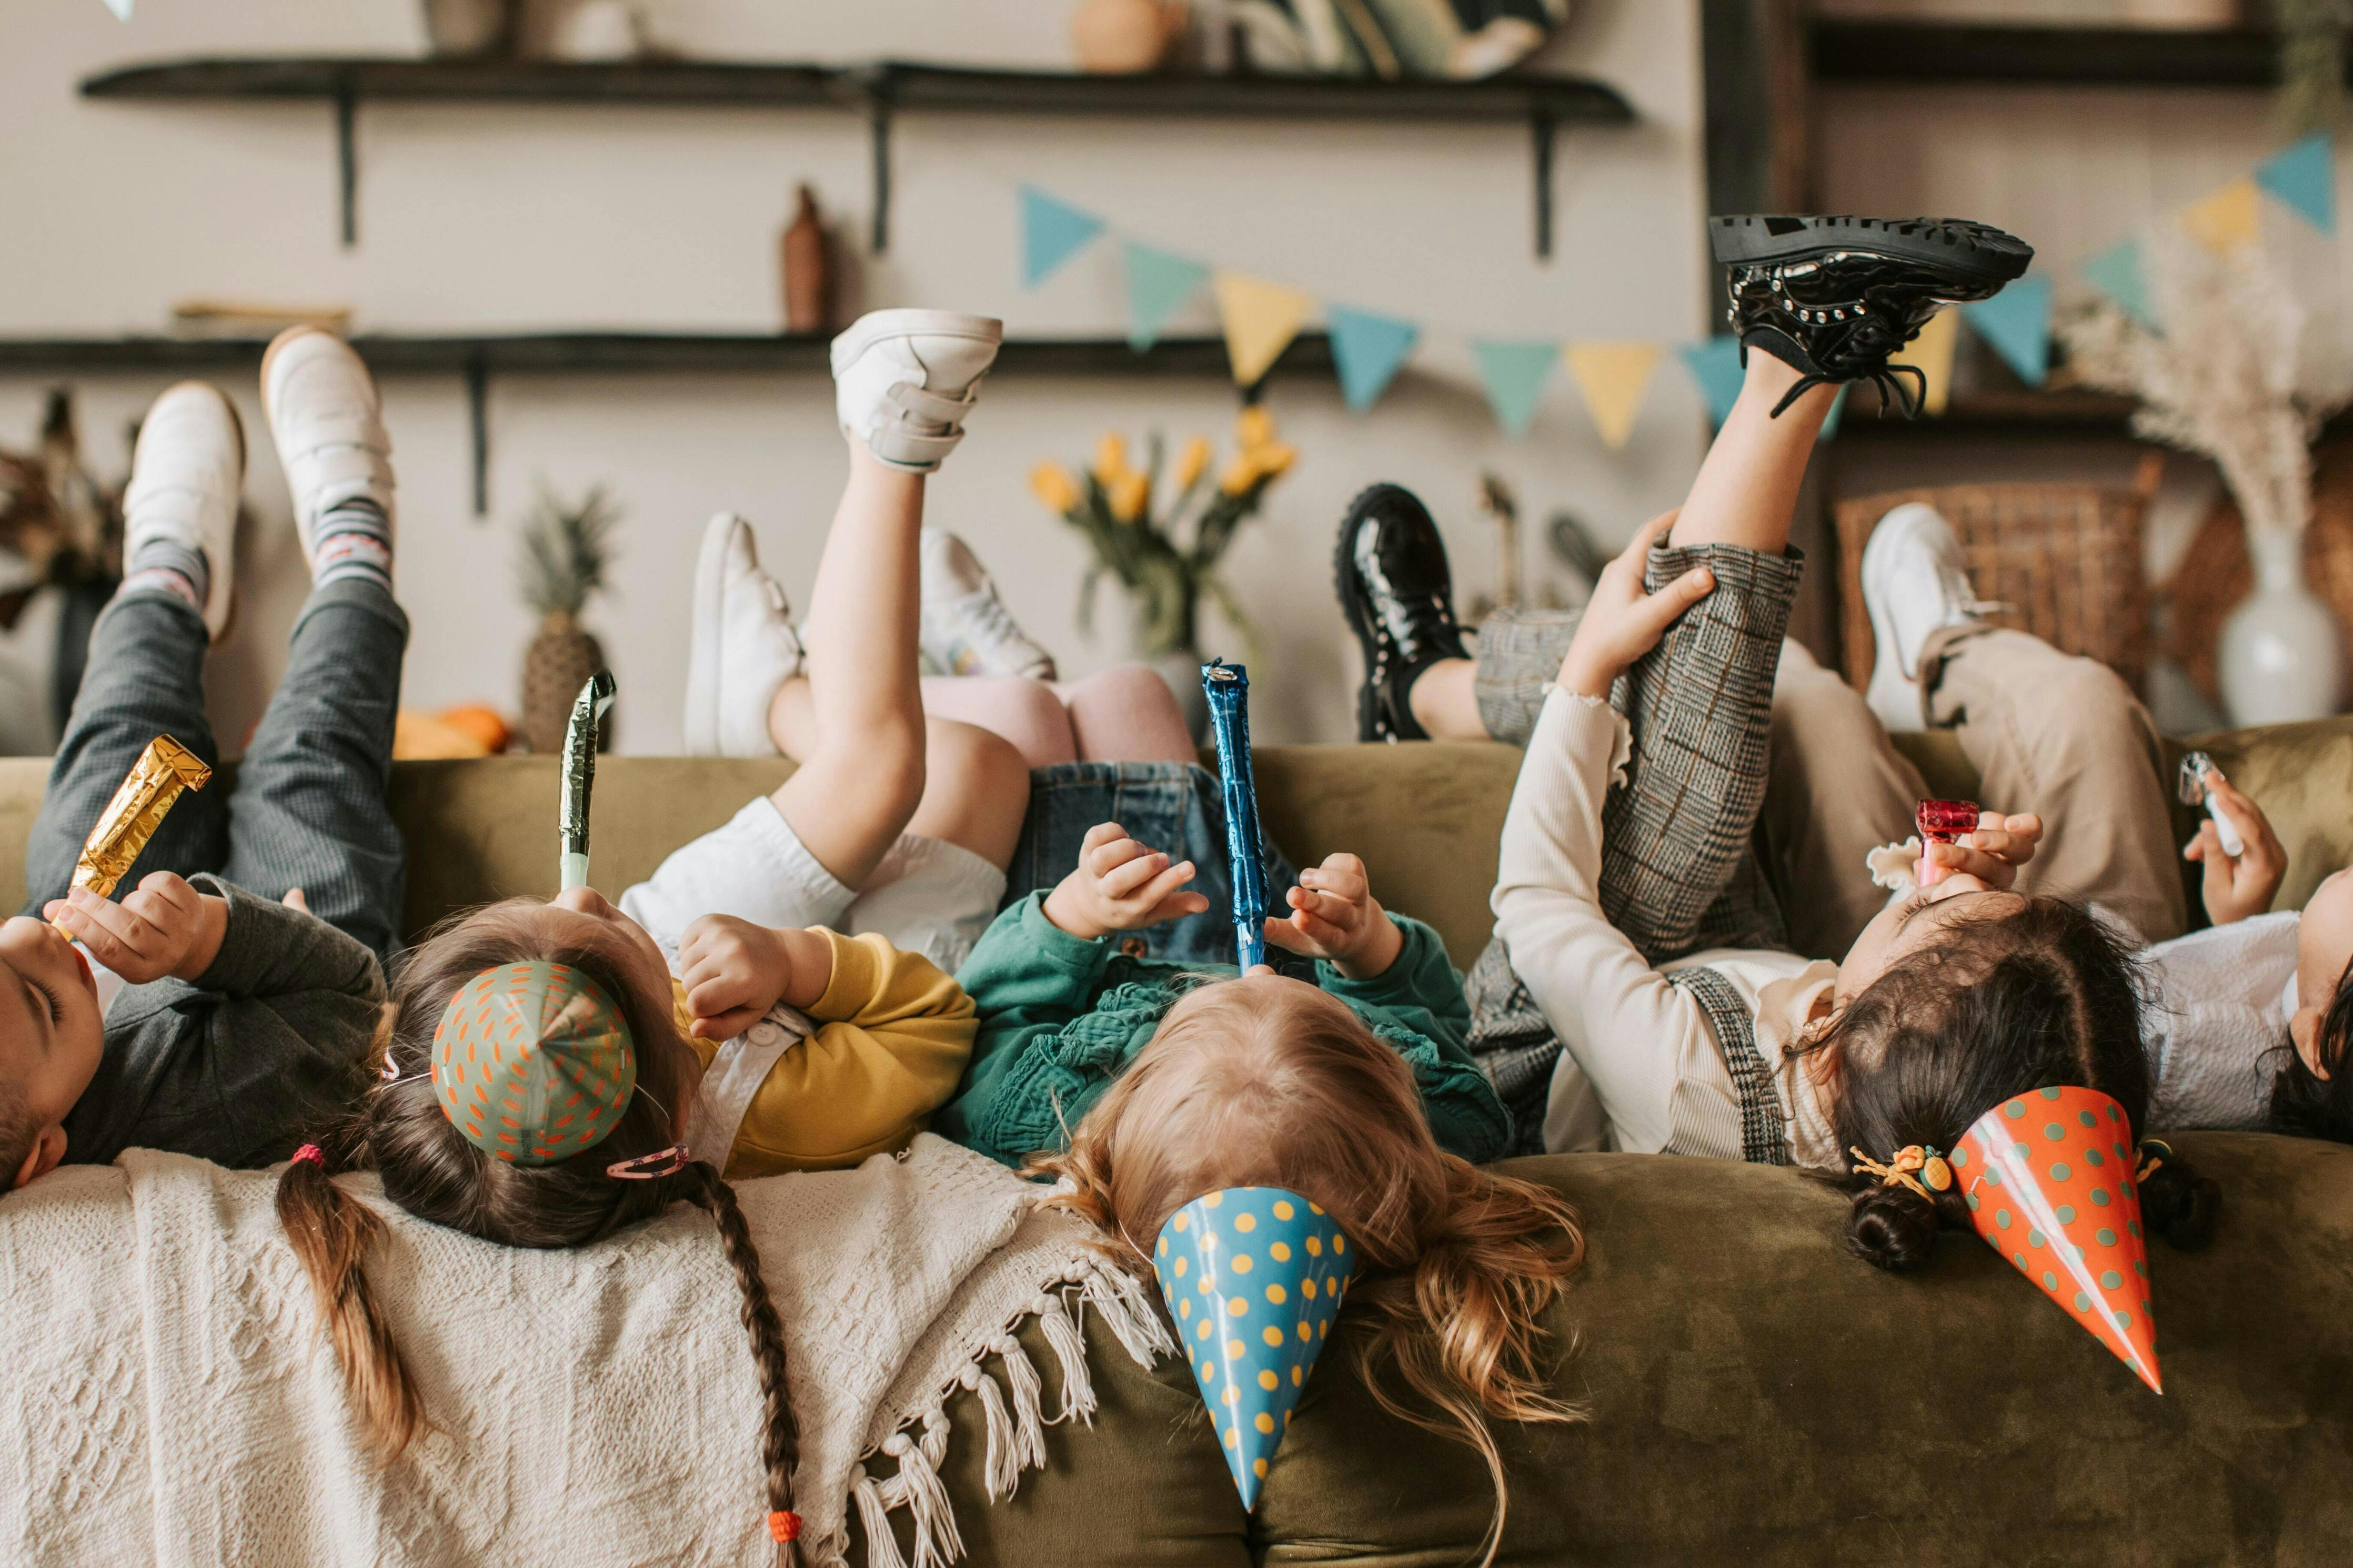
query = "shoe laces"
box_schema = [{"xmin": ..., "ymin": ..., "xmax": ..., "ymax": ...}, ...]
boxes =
[{"xmin": 947, "ymin": 588, "xmax": 1038, "ymax": 659}]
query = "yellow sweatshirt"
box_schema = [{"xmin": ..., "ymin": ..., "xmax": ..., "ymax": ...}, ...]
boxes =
[{"xmin": 670, "ymin": 927, "xmax": 978, "ymax": 1179}]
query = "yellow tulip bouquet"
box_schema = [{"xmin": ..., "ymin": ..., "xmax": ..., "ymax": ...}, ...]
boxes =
[{"xmin": 1029, "ymin": 408, "xmax": 1296, "ymax": 658}]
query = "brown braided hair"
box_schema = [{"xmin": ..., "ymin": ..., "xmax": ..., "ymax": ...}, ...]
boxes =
[{"xmin": 274, "ymin": 900, "xmax": 802, "ymax": 1553}]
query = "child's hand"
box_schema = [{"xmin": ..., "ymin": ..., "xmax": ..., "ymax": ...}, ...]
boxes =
[
  {"xmin": 1042, "ymin": 823, "xmax": 1211, "ymax": 941},
  {"xmin": 1264, "ymin": 852, "xmax": 1405, "ymax": 980},
  {"xmin": 44, "ymin": 872, "xmax": 228, "ymax": 985},
  {"xmin": 1555, "ymin": 511, "xmax": 1717, "ymax": 700},
  {"xmin": 1920, "ymin": 811, "xmax": 2043, "ymax": 889},
  {"xmin": 677, "ymin": 914, "xmax": 795, "ymax": 1041},
  {"xmin": 2185, "ymin": 772, "xmax": 2286, "ymax": 926}
]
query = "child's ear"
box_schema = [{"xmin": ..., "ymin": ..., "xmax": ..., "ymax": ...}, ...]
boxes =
[{"xmin": 12, "ymin": 1125, "xmax": 67, "ymax": 1190}]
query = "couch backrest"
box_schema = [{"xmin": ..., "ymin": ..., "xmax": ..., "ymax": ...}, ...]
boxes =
[{"xmin": 0, "ymin": 715, "xmax": 2344, "ymax": 967}]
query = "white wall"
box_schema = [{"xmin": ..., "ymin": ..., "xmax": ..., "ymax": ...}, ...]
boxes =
[{"xmin": 0, "ymin": 0, "xmax": 1712, "ymax": 752}]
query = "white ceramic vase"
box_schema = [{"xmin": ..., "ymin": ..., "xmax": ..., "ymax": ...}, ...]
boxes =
[{"xmin": 2219, "ymin": 529, "xmax": 2345, "ymax": 726}]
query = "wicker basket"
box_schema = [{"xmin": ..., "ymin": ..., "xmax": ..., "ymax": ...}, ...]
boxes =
[{"xmin": 1831, "ymin": 473, "xmax": 2156, "ymax": 694}]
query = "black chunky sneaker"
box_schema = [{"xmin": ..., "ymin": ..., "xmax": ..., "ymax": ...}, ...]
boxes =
[
  {"xmin": 1710, "ymin": 214, "xmax": 2034, "ymax": 418},
  {"xmin": 1334, "ymin": 483, "xmax": 1469, "ymax": 743}
]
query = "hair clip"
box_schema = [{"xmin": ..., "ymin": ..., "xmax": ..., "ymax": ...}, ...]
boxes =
[
  {"xmin": 381, "ymin": 1046, "xmax": 401, "ymax": 1082},
  {"xmin": 291, "ymin": 1144, "xmax": 325, "ymax": 1168},
  {"xmin": 607, "ymin": 1144, "xmax": 689, "ymax": 1180},
  {"xmin": 1850, "ymin": 1144, "xmax": 1952, "ymax": 1201},
  {"xmin": 2135, "ymin": 1138, "xmax": 2173, "ymax": 1183}
]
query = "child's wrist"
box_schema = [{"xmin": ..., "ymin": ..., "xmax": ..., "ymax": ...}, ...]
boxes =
[
  {"xmin": 1042, "ymin": 881, "xmax": 1109, "ymax": 942},
  {"xmin": 1334, "ymin": 912, "xmax": 1406, "ymax": 981},
  {"xmin": 170, "ymin": 894, "xmax": 232, "ymax": 982},
  {"xmin": 1555, "ymin": 648, "xmax": 1616, "ymax": 701}
]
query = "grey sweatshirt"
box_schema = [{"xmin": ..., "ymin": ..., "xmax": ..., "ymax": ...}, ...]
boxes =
[{"xmin": 59, "ymin": 876, "xmax": 385, "ymax": 1169}]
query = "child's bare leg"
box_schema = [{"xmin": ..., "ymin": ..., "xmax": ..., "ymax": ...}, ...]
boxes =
[
  {"xmin": 1061, "ymin": 665, "xmax": 1197, "ymax": 762},
  {"xmin": 904, "ymin": 718, "xmax": 1032, "ymax": 871},
  {"xmin": 910, "ymin": 675, "xmax": 1077, "ymax": 770},
  {"xmin": 1406, "ymin": 659, "xmax": 1483, "ymax": 740},
  {"xmin": 1668, "ymin": 353, "xmax": 1833, "ymax": 552}
]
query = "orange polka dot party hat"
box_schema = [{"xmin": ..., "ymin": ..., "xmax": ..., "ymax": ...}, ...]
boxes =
[
  {"xmin": 1952, "ymin": 1085, "xmax": 2161, "ymax": 1393},
  {"xmin": 1152, "ymin": 1186, "xmax": 1355, "ymax": 1510},
  {"xmin": 431, "ymin": 960, "xmax": 636, "ymax": 1166}
]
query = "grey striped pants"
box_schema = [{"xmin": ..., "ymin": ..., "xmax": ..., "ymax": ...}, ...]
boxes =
[
  {"xmin": 1467, "ymin": 543, "xmax": 1804, "ymax": 1154},
  {"xmin": 23, "ymin": 581, "xmax": 410, "ymax": 961}
]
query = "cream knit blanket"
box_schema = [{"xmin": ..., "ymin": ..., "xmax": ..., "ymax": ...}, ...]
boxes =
[{"xmin": 0, "ymin": 1135, "xmax": 1173, "ymax": 1568}]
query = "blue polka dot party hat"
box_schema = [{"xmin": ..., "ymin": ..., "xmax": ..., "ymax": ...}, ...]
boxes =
[
  {"xmin": 1953, "ymin": 1085, "xmax": 2161, "ymax": 1393},
  {"xmin": 1152, "ymin": 1186, "xmax": 1355, "ymax": 1510}
]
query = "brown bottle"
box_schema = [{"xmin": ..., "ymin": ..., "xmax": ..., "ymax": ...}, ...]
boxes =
[{"xmin": 782, "ymin": 185, "xmax": 834, "ymax": 336}]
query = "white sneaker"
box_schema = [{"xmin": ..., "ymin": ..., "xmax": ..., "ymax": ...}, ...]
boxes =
[
  {"xmin": 260, "ymin": 326, "xmax": 396, "ymax": 566},
  {"xmin": 122, "ymin": 382, "xmax": 245, "ymax": 641},
  {"xmin": 919, "ymin": 529, "xmax": 1057, "ymax": 680},
  {"xmin": 683, "ymin": 513, "xmax": 803, "ymax": 757},
  {"xmin": 1861, "ymin": 502, "xmax": 1999, "ymax": 733},
  {"xmin": 830, "ymin": 310, "xmax": 1003, "ymax": 473}
]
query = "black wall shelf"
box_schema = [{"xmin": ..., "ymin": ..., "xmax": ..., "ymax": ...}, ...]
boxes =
[
  {"xmin": 81, "ymin": 57, "xmax": 1634, "ymax": 257},
  {"xmin": 0, "ymin": 330, "xmax": 1335, "ymax": 517},
  {"xmin": 1811, "ymin": 21, "xmax": 2290, "ymax": 89}
]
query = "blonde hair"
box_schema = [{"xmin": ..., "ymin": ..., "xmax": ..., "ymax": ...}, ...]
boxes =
[{"xmin": 1028, "ymin": 974, "xmax": 1583, "ymax": 1563}]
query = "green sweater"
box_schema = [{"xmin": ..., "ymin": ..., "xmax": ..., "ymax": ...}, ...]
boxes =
[{"xmin": 935, "ymin": 892, "xmax": 1510, "ymax": 1169}]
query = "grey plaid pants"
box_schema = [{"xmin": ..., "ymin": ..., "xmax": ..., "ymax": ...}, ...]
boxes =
[
  {"xmin": 23, "ymin": 582, "xmax": 411, "ymax": 962},
  {"xmin": 1467, "ymin": 543, "xmax": 1804, "ymax": 1156}
]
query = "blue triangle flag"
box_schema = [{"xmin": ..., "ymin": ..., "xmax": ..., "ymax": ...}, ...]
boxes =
[
  {"xmin": 1471, "ymin": 339, "xmax": 1557, "ymax": 437},
  {"xmin": 1326, "ymin": 307, "xmax": 1419, "ymax": 411},
  {"xmin": 2083, "ymin": 239, "xmax": 2157, "ymax": 331},
  {"xmin": 1816, "ymin": 384, "xmax": 1851, "ymax": 443},
  {"xmin": 1021, "ymin": 186, "xmax": 1106, "ymax": 289},
  {"xmin": 2258, "ymin": 133, "xmax": 2336, "ymax": 234},
  {"xmin": 1123, "ymin": 242, "xmax": 1210, "ymax": 350},
  {"xmin": 1962, "ymin": 275, "xmax": 2054, "ymax": 388},
  {"xmin": 1678, "ymin": 336, "xmax": 1746, "ymax": 427}
]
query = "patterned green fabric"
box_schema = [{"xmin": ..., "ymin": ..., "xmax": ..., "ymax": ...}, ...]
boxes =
[{"xmin": 432, "ymin": 960, "xmax": 635, "ymax": 1165}]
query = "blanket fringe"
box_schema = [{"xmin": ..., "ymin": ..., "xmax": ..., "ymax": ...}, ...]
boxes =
[{"xmin": 851, "ymin": 1262, "xmax": 1176, "ymax": 1568}]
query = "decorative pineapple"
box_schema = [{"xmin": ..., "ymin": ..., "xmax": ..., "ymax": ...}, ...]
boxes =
[{"xmin": 517, "ymin": 483, "xmax": 620, "ymax": 755}]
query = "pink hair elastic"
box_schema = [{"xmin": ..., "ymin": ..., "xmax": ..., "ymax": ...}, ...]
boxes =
[
  {"xmin": 291, "ymin": 1144, "xmax": 325, "ymax": 1167},
  {"xmin": 607, "ymin": 1144, "xmax": 689, "ymax": 1180}
]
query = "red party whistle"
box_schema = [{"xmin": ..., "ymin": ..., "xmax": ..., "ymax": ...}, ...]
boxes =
[{"xmin": 1916, "ymin": 798, "xmax": 1980, "ymax": 887}]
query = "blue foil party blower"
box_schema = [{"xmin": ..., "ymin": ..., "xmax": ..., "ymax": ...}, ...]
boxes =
[{"xmin": 1202, "ymin": 660, "xmax": 1268, "ymax": 968}]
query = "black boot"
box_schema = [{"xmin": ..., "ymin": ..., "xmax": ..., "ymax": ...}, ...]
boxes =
[
  {"xmin": 1334, "ymin": 483, "xmax": 1469, "ymax": 743},
  {"xmin": 1709, "ymin": 214, "xmax": 2033, "ymax": 418}
]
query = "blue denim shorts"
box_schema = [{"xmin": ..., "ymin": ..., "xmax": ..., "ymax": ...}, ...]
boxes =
[{"xmin": 1007, "ymin": 761, "xmax": 1301, "ymax": 968}]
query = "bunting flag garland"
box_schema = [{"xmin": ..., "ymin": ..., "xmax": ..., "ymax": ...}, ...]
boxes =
[
  {"xmin": 97, "ymin": 0, "xmax": 133, "ymax": 16},
  {"xmin": 1326, "ymin": 307, "xmax": 1420, "ymax": 412},
  {"xmin": 2083, "ymin": 238, "xmax": 2158, "ymax": 331},
  {"xmin": 1214, "ymin": 274, "xmax": 1318, "ymax": 387},
  {"xmin": 1123, "ymin": 242, "xmax": 1211, "ymax": 351},
  {"xmin": 2258, "ymin": 133, "xmax": 2336, "ymax": 234},
  {"xmin": 1563, "ymin": 342, "xmax": 1663, "ymax": 450},
  {"xmin": 1817, "ymin": 384, "xmax": 1851, "ymax": 443},
  {"xmin": 1678, "ymin": 337, "xmax": 1745, "ymax": 427},
  {"xmin": 1961, "ymin": 275, "xmax": 2054, "ymax": 388},
  {"xmin": 1890, "ymin": 307, "xmax": 1959, "ymax": 417},
  {"xmin": 2180, "ymin": 176, "xmax": 2261, "ymax": 256},
  {"xmin": 1471, "ymin": 339, "xmax": 1560, "ymax": 437},
  {"xmin": 1020, "ymin": 186, "xmax": 1106, "ymax": 288}
]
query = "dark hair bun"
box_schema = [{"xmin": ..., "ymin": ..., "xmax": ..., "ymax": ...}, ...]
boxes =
[
  {"xmin": 1846, "ymin": 1183, "xmax": 1941, "ymax": 1272},
  {"xmin": 2137, "ymin": 1150, "xmax": 2220, "ymax": 1251}
]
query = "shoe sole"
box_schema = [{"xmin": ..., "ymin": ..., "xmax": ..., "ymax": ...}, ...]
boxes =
[
  {"xmin": 828, "ymin": 310, "xmax": 1004, "ymax": 378},
  {"xmin": 1332, "ymin": 484, "xmax": 1407, "ymax": 743},
  {"xmin": 1710, "ymin": 215, "xmax": 2033, "ymax": 286},
  {"xmin": 151, "ymin": 380, "xmax": 247, "ymax": 644},
  {"xmin": 683, "ymin": 512, "xmax": 740, "ymax": 754}
]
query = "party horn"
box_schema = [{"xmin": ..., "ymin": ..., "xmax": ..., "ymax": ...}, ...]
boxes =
[
  {"xmin": 558, "ymin": 670, "xmax": 617, "ymax": 892},
  {"xmin": 1953, "ymin": 1086, "xmax": 2161, "ymax": 1393},
  {"xmin": 1153, "ymin": 1186, "xmax": 1354, "ymax": 1509},
  {"xmin": 1201, "ymin": 660, "xmax": 1267, "ymax": 968}
]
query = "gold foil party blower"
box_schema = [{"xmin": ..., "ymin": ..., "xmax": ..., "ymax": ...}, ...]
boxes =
[{"xmin": 53, "ymin": 736, "xmax": 212, "ymax": 932}]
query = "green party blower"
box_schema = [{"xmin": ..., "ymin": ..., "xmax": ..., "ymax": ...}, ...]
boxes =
[{"xmin": 558, "ymin": 670, "xmax": 617, "ymax": 892}]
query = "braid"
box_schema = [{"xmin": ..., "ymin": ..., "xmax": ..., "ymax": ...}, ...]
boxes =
[{"xmin": 680, "ymin": 1161, "xmax": 801, "ymax": 1558}]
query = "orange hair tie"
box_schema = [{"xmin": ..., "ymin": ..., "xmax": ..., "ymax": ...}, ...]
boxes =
[{"xmin": 767, "ymin": 1510, "xmax": 801, "ymax": 1543}]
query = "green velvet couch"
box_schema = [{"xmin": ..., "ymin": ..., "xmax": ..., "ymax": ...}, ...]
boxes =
[{"xmin": 4, "ymin": 720, "xmax": 2344, "ymax": 1564}]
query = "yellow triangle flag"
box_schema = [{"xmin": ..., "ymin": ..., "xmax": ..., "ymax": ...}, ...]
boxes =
[
  {"xmin": 1890, "ymin": 307, "xmax": 1958, "ymax": 417},
  {"xmin": 2181, "ymin": 176, "xmax": 2261, "ymax": 255},
  {"xmin": 1213, "ymin": 274, "xmax": 1316, "ymax": 387},
  {"xmin": 1562, "ymin": 342, "xmax": 1664, "ymax": 450}
]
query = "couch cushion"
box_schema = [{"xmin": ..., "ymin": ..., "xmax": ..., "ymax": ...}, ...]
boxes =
[{"xmin": 911, "ymin": 1135, "xmax": 2351, "ymax": 1566}]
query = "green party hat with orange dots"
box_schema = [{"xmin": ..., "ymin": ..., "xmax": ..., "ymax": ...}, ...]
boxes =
[
  {"xmin": 1952, "ymin": 1085, "xmax": 2161, "ymax": 1393},
  {"xmin": 431, "ymin": 960, "xmax": 637, "ymax": 1166},
  {"xmin": 1152, "ymin": 1186, "xmax": 1355, "ymax": 1510}
]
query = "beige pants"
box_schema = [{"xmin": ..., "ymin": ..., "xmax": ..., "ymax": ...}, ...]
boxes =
[{"xmin": 1764, "ymin": 628, "xmax": 2186, "ymax": 959}]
